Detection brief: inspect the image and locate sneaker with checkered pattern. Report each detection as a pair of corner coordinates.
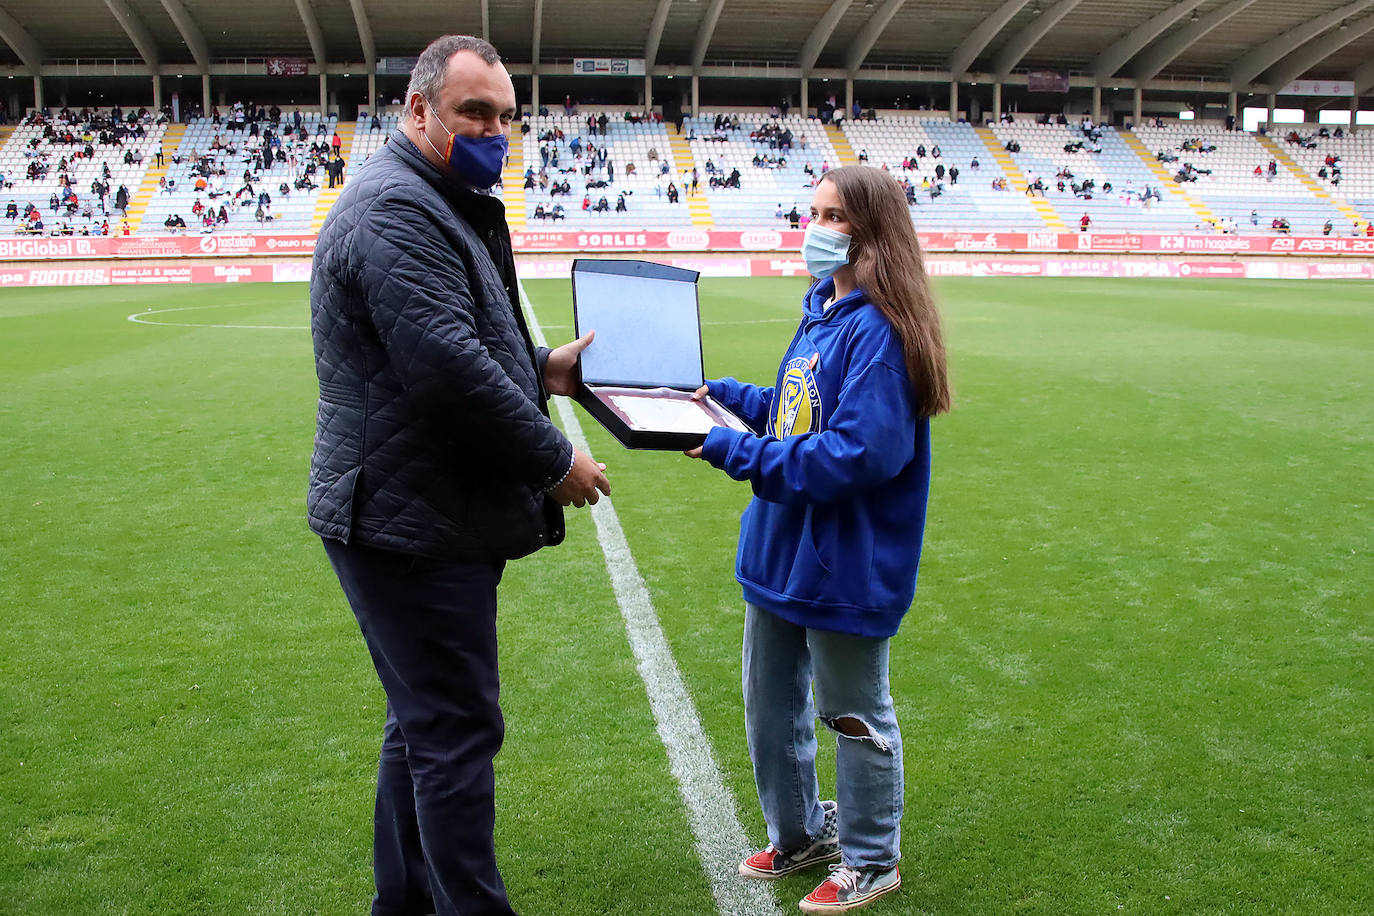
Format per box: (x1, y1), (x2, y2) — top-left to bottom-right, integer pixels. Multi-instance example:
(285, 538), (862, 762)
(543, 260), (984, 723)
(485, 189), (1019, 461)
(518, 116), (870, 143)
(738, 799), (840, 879)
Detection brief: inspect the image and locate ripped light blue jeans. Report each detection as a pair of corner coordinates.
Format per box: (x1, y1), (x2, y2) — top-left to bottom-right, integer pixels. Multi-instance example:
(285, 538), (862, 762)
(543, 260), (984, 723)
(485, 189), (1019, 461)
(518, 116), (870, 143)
(743, 603), (904, 870)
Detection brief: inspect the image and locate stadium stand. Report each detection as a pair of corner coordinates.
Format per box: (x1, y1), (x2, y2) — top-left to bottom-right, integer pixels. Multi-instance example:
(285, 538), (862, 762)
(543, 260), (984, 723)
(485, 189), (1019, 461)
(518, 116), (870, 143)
(518, 113), (697, 229)
(1267, 128), (1374, 231)
(1131, 122), (1350, 235)
(132, 111), (340, 234)
(678, 113), (837, 229)
(0, 110), (163, 235)
(988, 120), (1200, 231)
(841, 118), (1049, 230)
(4, 103), (1374, 240)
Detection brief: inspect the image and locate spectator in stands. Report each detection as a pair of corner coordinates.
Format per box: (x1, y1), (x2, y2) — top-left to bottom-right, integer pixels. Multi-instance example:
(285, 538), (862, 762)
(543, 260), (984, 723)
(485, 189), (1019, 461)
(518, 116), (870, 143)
(667, 182), (679, 204)
(4, 201), (14, 220)
(934, 164), (945, 181)
(164, 213), (186, 231)
(948, 167), (959, 185)
(328, 156), (346, 189)
(970, 157), (979, 171)
(788, 205), (800, 229)
(1079, 213), (1090, 232)
(615, 192), (627, 212)
(1323, 220), (1333, 236)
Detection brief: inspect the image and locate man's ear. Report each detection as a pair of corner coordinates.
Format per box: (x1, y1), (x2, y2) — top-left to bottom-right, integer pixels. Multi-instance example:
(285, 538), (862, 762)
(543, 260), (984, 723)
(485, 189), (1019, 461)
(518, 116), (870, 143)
(407, 92), (428, 131)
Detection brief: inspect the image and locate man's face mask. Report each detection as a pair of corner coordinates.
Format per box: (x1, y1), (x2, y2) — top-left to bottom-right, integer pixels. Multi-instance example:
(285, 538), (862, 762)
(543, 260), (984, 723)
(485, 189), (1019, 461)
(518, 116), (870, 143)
(422, 97), (509, 189)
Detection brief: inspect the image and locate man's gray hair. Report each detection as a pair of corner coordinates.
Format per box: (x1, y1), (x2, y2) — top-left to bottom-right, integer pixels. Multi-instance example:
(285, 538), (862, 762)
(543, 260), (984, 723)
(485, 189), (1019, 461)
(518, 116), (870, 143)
(406, 35), (502, 109)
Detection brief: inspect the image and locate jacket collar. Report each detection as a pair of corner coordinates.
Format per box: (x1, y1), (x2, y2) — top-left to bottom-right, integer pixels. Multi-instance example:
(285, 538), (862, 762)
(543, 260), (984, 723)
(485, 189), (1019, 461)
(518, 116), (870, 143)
(803, 275), (866, 322)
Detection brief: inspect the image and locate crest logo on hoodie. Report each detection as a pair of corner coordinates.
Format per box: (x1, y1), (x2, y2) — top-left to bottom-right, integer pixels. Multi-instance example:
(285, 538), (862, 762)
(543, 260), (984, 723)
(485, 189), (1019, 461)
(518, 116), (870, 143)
(772, 356), (822, 438)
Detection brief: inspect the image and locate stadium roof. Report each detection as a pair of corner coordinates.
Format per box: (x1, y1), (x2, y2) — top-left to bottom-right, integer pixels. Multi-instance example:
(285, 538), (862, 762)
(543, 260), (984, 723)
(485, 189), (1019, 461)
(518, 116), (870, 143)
(4, 0), (1373, 97)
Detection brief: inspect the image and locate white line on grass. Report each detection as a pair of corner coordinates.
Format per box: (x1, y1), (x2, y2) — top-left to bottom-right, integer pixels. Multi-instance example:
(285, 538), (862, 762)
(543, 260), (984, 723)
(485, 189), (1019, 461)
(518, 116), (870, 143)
(518, 280), (781, 916)
(127, 303), (306, 330)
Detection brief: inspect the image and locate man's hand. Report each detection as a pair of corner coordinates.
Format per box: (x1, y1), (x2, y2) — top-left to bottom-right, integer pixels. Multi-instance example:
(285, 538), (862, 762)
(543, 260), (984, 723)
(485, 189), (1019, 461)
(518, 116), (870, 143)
(544, 330), (595, 397)
(549, 447), (611, 508)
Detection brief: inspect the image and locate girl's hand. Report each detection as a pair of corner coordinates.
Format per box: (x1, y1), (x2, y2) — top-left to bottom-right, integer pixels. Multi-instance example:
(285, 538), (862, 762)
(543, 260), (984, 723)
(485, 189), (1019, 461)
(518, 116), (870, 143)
(689, 385), (709, 401)
(683, 446), (703, 459)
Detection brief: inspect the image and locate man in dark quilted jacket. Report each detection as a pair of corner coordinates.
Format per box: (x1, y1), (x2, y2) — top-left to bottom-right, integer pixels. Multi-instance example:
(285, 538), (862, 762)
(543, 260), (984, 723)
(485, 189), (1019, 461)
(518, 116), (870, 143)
(308, 34), (610, 916)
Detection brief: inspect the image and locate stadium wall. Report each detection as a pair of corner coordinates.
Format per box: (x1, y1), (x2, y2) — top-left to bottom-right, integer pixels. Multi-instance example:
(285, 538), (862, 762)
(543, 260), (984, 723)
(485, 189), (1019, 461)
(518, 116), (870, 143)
(0, 230), (1371, 288)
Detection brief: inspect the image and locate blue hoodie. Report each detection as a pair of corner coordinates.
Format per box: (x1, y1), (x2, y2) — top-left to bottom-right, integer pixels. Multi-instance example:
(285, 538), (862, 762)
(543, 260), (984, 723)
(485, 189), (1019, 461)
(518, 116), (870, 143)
(701, 277), (932, 638)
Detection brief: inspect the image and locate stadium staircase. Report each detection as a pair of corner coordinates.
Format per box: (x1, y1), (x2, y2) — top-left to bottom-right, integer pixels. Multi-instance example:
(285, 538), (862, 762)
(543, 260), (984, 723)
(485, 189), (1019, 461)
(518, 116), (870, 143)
(973, 126), (1066, 230)
(668, 130), (713, 227)
(825, 124), (858, 166)
(502, 129), (526, 230)
(1118, 129), (1219, 228)
(0, 126), (12, 146)
(310, 121), (357, 233)
(124, 123), (185, 232)
(1256, 134), (1363, 232)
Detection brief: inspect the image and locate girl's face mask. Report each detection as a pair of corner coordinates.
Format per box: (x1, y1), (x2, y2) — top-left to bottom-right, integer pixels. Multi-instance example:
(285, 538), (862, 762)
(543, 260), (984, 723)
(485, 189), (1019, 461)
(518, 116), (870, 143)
(801, 223), (852, 279)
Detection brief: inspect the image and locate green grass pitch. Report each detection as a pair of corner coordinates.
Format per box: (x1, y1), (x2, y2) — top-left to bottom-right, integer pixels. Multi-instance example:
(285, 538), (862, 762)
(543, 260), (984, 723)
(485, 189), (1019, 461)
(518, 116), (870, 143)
(2, 276), (1371, 915)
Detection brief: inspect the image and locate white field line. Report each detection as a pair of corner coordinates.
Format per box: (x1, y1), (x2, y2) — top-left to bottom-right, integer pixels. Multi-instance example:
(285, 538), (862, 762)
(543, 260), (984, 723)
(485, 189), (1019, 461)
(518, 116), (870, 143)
(127, 303), (307, 330)
(519, 281), (780, 916)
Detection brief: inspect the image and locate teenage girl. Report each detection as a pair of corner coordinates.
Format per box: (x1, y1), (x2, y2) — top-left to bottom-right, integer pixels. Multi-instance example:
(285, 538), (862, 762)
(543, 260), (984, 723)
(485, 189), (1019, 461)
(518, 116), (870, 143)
(687, 165), (951, 912)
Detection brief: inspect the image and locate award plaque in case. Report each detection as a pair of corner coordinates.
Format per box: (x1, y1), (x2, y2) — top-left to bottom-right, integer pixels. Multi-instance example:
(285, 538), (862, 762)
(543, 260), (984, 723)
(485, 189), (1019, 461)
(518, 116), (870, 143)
(571, 259), (750, 450)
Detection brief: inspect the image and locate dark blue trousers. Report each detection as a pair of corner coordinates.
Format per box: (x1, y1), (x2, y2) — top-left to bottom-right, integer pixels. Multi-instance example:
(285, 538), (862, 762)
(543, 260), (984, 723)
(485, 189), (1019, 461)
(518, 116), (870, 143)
(323, 538), (516, 916)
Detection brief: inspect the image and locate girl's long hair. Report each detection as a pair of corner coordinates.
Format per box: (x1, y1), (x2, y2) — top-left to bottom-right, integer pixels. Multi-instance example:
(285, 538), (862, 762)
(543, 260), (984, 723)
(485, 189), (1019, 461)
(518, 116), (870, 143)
(821, 166), (951, 418)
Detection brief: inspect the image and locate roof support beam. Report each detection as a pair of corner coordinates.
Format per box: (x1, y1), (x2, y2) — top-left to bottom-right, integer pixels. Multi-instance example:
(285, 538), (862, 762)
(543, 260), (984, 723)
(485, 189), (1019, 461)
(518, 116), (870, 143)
(1093, 0), (1206, 80)
(347, 0), (375, 68)
(1354, 58), (1374, 96)
(1132, 0), (1258, 83)
(102, 0), (160, 71)
(293, 0), (327, 70)
(1229, 0), (1374, 86)
(690, 0), (728, 71)
(0, 5), (43, 73)
(1263, 12), (1374, 93)
(532, 0), (544, 68)
(159, 0), (210, 73)
(799, 0), (850, 74)
(480, 0), (489, 41)
(992, 0), (1086, 78)
(644, 0), (673, 68)
(949, 0), (1028, 77)
(844, 0), (906, 74)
